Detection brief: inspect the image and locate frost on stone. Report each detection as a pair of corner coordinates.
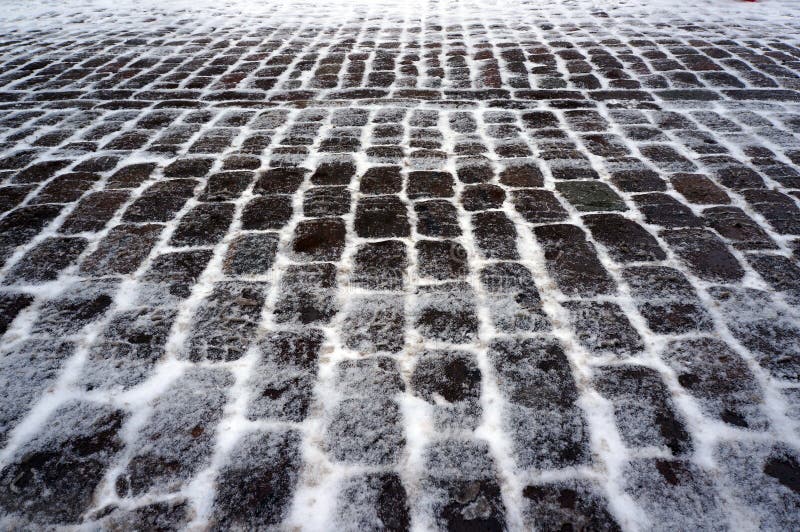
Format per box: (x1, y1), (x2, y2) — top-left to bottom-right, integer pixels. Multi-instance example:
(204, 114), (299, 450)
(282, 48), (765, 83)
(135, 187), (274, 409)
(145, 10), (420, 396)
(709, 286), (800, 382)
(342, 294), (405, 354)
(0, 401), (126, 526)
(0, 291), (33, 336)
(334, 473), (410, 532)
(622, 265), (712, 334)
(411, 349), (482, 430)
(661, 337), (767, 429)
(212, 429), (302, 529)
(325, 396), (404, 466)
(140, 249), (213, 303)
(715, 440), (800, 530)
(91, 499), (191, 531)
(82, 306), (178, 391)
(564, 301), (644, 357)
(0, 338), (74, 445)
(419, 439), (507, 531)
(594, 366), (692, 456)
(622, 458), (727, 531)
(115, 367), (233, 497)
(489, 337), (590, 469)
(522, 479), (621, 531)
(247, 329), (324, 422)
(414, 281), (479, 343)
(185, 281), (268, 362)
(335, 356), (405, 398)
(480, 262), (550, 333)
(326, 357), (405, 466)
(273, 263), (337, 325)
(31, 280), (117, 336)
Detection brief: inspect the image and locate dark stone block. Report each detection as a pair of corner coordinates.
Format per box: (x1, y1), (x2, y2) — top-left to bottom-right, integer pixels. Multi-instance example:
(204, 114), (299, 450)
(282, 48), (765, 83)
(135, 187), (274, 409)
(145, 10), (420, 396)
(0, 401), (125, 525)
(662, 228), (744, 281)
(116, 368), (232, 497)
(595, 366), (692, 455)
(355, 196), (410, 238)
(303, 186), (351, 216)
(489, 337), (590, 468)
(747, 254), (800, 303)
(534, 224), (615, 296)
(326, 397), (404, 465)
(411, 350), (481, 429)
(564, 301), (644, 357)
(186, 281), (267, 361)
(522, 480), (621, 531)
(223, 233), (279, 276)
(0, 204), (63, 261)
(291, 217), (346, 261)
(622, 459), (726, 529)
(200, 171), (253, 201)
(335, 357), (404, 399)
(422, 440), (507, 531)
(106, 163), (157, 189)
(274, 263), (337, 325)
(342, 294), (405, 354)
(715, 442), (800, 529)
(461, 184), (505, 211)
(623, 265), (712, 333)
(662, 337), (765, 428)
(4, 236), (87, 284)
(480, 262), (549, 332)
(13, 159), (70, 184)
(0, 292), (34, 335)
(241, 195), (293, 230)
(556, 181), (627, 212)
(82, 306), (177, 390)
(170, 202), (235, 246)
(0, 339), (74, 445)
(30, 172), (100, 204)
(499, 160), (544, 187)
(81, 224), (162, 275)
(352, 240), (407, 290)
(472, 211), (519, 260)
(415, 200), (461, 237)
(742, 189), (800, 235)
(633, 193), (702, 228)
(123, 179), (197, 222)
(310, 159), (356, 185)
(92, 500), (190, 531)
(640, 144), (697, 172)
(415, 281), (479, 343)
(335, 473), (411, 532)
(254, 167), (308, 194)
(583, 213), (665, 262)
(703, 206), (777, 250)
(416, 239), (468, 280)
(408, 171), (455, 199)
(60, 191), (129, 233)
(709, 286), (800, 381)
(671, 173), (730, 204)
(213, 430), (302, 528)
(164, 157), (213, 178)
(456, 157), (494, 184)
(360, 166), (402, 194)
(248, 329), (324, 422)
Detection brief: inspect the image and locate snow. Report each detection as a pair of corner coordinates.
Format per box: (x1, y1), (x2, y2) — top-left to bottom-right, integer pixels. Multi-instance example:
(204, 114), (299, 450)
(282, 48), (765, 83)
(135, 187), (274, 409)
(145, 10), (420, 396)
(0, 0), (799, 529)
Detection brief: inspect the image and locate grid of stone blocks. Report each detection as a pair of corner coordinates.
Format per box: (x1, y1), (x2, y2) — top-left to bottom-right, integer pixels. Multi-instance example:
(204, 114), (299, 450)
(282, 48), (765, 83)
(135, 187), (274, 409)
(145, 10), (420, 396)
(0, 0), (799, 529)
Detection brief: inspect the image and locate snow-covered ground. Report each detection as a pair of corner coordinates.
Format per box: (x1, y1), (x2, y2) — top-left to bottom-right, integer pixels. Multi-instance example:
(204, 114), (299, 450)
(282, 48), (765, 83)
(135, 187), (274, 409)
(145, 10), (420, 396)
(0, 0), (799, 529)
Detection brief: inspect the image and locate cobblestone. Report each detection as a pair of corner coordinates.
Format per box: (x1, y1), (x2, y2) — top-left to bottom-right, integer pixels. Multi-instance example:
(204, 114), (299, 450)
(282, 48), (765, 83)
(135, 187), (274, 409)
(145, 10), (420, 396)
(0, 0), (799, 528)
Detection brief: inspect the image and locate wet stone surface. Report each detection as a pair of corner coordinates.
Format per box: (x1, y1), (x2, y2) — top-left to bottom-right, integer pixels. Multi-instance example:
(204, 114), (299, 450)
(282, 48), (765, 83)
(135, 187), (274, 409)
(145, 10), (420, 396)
(1, 0), (800, 528)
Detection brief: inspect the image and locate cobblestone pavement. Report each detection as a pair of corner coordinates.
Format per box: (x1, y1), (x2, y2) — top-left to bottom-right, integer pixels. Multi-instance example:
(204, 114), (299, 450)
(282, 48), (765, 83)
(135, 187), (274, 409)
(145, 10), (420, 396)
(1, 0), (800, 529)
